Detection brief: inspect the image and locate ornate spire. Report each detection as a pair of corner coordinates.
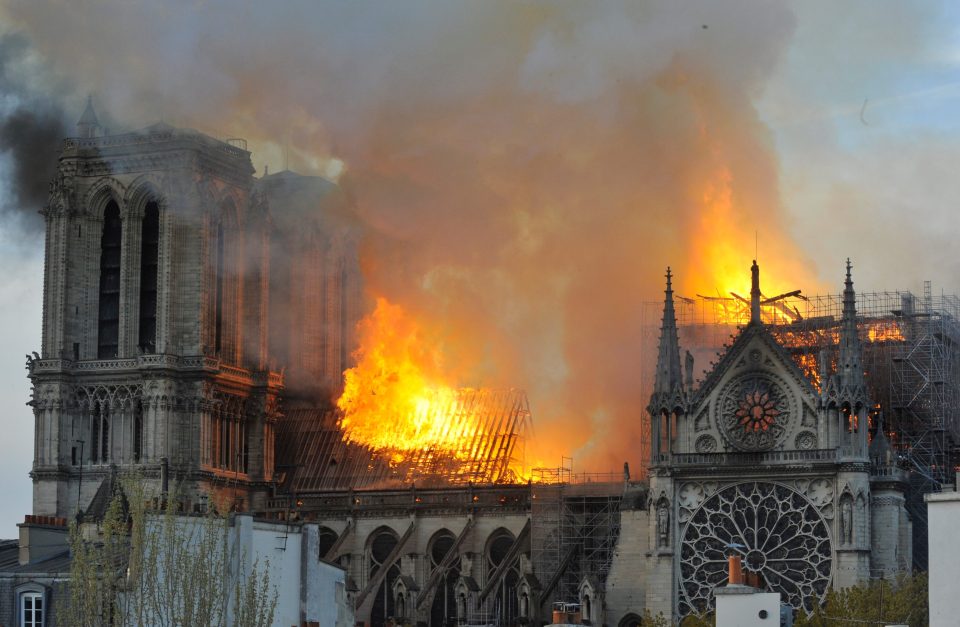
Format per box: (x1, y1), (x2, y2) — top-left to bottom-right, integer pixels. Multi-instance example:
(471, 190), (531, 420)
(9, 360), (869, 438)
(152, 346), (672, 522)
(649, 267), (685, 413)
(750, 260), (761, 323)
(77, 95), (100, 138)
(837, 259), (868, 406)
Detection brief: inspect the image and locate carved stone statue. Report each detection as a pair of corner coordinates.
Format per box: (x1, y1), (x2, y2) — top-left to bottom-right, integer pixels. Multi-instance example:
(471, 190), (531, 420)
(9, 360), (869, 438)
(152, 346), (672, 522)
(657, 500), (670, 547)
(840, 497), (853, 544)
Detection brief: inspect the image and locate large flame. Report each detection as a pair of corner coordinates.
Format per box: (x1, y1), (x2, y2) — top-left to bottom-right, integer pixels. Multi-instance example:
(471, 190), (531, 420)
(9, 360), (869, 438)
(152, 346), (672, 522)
(336, 298), (532, 483)
(337, 298), (463, 452)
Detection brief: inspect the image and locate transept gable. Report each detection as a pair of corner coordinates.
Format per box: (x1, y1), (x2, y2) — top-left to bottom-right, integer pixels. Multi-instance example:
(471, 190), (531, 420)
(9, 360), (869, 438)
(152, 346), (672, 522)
(691, 321), (817, 410)
(687, 321), (820, 452)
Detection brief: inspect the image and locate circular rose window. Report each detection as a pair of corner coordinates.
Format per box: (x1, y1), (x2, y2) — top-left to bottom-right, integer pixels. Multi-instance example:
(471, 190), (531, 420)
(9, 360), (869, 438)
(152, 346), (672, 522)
(679, 482), (832, 617)
(719, 373), (791, 451)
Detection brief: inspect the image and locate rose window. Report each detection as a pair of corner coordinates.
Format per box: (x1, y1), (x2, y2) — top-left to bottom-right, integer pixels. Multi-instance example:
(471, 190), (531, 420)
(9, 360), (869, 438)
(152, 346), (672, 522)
(719, 374), (791, 450)
(679, 482), (832, 617)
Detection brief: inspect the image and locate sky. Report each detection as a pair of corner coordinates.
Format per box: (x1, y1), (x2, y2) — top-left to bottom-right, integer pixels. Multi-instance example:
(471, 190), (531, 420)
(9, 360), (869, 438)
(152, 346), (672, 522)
(2, 1), (960, 537)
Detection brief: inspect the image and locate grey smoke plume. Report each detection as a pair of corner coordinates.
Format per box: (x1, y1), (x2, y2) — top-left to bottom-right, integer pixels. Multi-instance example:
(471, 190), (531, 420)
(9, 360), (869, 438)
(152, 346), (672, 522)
(1, 1), (828, 468)
(0, 31), (68, 235)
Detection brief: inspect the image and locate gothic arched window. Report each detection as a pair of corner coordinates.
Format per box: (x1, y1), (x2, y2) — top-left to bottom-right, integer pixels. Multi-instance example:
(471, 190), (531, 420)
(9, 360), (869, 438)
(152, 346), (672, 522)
(138, 200), (160, 353)
(97, 201), (122, 358)
(214, 221), (225, 355)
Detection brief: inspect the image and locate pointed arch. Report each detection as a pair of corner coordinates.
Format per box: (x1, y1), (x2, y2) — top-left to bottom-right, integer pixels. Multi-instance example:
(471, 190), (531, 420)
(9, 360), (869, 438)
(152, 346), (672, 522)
(83, 178), (126, 219)
(97, 199), (122, 358)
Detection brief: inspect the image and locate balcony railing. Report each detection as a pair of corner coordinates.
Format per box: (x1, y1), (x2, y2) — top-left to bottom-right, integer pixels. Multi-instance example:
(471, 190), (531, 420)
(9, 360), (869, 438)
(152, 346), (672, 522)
(668, 448), (841, 467)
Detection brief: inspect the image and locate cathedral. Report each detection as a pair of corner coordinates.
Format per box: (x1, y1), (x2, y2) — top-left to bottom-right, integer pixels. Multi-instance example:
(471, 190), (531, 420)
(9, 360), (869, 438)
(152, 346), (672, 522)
(13, 106), (913, 626)
(642, 261), (911, 619)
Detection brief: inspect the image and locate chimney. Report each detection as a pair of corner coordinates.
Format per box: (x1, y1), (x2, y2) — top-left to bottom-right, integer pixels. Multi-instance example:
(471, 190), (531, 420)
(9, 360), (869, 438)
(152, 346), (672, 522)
(728, 554), (744, 585)
(18, 515), (69, 566)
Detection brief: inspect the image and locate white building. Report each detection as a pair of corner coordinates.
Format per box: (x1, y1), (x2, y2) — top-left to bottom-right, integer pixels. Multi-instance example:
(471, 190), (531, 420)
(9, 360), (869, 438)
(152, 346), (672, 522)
(925, 482), (960, 627)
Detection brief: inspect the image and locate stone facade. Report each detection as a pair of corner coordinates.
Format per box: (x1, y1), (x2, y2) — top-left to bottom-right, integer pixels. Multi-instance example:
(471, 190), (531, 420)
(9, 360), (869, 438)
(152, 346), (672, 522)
(27, 116), (362, 520)
(643, 261), (912, 622)
(13, 112), (917, 627)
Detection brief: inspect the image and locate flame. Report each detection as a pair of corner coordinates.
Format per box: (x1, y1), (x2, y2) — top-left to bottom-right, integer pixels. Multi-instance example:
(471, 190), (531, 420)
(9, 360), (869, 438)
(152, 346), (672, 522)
(336, 298), (530, 483)
(682, 165), (822, 324)
(337, 298), (465, 451)
(867, 321), (904, 343)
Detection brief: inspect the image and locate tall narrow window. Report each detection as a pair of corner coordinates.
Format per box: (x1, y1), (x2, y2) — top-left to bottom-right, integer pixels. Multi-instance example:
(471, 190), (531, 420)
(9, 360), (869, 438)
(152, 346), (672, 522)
(214, 222), (225, 354)
(91, 406), (101, 463)
(97, 201), (122, 358)
(100, 409), (109, 463)
(138, 201), (159, 353)
(133, 403), (143, 462)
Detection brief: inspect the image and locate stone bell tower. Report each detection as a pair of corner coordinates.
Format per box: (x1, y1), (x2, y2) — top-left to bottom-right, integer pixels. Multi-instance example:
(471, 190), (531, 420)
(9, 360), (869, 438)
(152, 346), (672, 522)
(27, 104), (283, 518)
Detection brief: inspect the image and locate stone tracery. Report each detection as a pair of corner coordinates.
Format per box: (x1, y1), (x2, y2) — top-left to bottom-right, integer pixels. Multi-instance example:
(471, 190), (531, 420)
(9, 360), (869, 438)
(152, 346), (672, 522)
(679, 482), (832, 617)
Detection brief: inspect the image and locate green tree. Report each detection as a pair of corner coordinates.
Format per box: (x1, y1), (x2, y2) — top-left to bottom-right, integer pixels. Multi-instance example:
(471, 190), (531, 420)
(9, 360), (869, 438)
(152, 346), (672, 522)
(793, 573), (928, 627)
(57, 474), (278, 626)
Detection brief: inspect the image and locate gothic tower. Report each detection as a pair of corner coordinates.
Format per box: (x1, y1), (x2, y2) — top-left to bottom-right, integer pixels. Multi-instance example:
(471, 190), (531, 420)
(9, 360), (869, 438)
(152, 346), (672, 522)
(27, 107), (283, 518)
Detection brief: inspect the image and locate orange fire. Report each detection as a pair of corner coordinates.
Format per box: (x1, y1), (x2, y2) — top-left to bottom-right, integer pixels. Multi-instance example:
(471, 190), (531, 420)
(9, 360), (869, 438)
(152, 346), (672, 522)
(337, 298), (467, 452)
(867, 321), (905, 343)
(682, 165), (823, 323)
(336, 298), (531, 482)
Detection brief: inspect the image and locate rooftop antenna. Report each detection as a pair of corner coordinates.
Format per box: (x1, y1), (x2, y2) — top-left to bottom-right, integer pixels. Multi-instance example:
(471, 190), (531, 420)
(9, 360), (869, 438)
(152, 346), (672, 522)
(284, 136), (290, 172)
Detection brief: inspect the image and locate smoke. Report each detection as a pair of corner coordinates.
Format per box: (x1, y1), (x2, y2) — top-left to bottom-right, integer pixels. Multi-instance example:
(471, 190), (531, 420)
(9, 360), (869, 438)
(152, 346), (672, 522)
(0, 31), (68, 235)
(1, 1), (833, 469)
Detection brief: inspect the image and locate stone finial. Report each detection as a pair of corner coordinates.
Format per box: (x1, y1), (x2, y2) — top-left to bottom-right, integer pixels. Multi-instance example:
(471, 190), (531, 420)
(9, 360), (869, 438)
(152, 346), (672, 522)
(750, 260), (761, 323)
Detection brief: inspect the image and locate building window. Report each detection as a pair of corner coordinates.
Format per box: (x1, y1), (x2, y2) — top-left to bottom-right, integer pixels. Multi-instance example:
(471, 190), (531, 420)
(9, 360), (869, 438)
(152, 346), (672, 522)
(97, 200), (122, 359)
(205, 401), (249, 474)
(134, 402), (143, 462)
(91, 404), (110, 464)
(214, 222), (225, 355)
(20, 591), (44, 627)
(138, 200), (160, 353)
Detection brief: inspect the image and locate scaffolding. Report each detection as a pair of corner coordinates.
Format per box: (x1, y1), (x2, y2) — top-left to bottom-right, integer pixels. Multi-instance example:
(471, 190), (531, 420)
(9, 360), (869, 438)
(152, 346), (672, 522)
(640, 284), (960, 569)
(529, 459), (622, 605)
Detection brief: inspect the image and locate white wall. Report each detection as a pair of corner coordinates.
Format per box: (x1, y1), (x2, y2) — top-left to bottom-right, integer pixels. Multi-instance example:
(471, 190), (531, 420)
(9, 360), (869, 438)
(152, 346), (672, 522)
(715, 587), (780, 627)
(926, 490), (960, 627)
(232, 515), (305, 627)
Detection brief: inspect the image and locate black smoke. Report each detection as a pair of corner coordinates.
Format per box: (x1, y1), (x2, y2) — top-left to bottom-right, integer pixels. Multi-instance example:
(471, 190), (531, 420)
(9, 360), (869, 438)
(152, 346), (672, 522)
(0, 31), (69, 235)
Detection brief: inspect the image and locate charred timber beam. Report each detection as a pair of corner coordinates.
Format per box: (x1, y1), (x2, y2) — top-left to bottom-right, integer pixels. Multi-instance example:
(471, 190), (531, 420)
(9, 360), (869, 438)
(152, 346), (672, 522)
(415, 517), (475, 610)
(478, 518), (531, 602)
(355, 519), (417, 610)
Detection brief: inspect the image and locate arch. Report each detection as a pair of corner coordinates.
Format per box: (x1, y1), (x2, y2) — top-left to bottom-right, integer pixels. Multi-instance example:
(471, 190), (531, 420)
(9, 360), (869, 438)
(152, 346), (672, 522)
(618, 613), (643, 627)
(83, 178), (126, 219)
(485, 527), (515, 568)
(212, 196), (243, 360)
(138, 197), (161, 352)
(428, 528), (456, 568)
(318, 526), (339, 560)
(368, 525), (401, 627)
(427, 528), (460, 627)
(123, 175), (166, 218)
(217, 194), (243, 229)
(368, 527), (399, 570)
(97, 199), (122, 358)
